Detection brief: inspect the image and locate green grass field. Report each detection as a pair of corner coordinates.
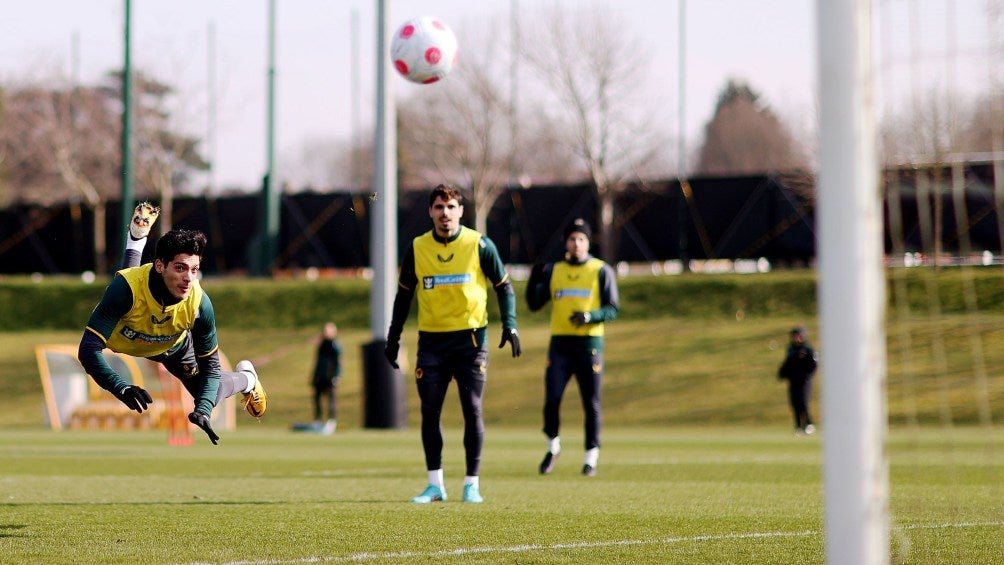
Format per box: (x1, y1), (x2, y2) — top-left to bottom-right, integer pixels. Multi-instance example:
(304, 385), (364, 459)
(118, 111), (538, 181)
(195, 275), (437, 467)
(1, 271), (1002, 563)
(1, 427), (1000, 564)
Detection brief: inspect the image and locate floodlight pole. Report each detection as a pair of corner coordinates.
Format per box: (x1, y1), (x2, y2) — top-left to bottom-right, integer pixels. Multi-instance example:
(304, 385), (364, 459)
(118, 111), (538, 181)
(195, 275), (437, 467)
(816, 1), (889, 564)
(251, 0), (279, 276)
(676, 0), (689, 271)
(362, 0), (406, 429)
(119, 0), (134, 265)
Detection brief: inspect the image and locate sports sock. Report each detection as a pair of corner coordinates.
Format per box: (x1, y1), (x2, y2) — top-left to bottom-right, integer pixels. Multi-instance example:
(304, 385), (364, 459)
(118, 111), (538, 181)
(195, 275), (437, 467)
(464, 475), (479, 488)
(428, 469), (444, 490)
(215, 372), (239, 403)
(240, 369), (256, 393)
(125, 235), (147, 249)
(547, 436), (561, 454)
(584, 447), (599, 467)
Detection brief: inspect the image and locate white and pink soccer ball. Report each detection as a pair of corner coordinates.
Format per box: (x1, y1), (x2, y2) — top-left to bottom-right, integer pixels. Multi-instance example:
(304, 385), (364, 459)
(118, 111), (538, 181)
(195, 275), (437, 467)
(390, 16), (458, 84)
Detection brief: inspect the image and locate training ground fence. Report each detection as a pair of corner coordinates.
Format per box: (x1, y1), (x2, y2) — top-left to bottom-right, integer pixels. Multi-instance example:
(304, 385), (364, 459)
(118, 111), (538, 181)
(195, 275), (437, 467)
(0, 165), (999, 276)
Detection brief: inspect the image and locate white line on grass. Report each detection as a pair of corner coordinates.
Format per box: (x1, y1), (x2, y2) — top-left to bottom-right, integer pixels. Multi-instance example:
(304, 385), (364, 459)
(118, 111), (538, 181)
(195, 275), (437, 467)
(187, 521), (1002, 565)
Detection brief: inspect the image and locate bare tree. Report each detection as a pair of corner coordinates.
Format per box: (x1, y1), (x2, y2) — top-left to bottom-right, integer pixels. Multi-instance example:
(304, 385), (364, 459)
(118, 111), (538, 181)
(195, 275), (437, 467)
(695, 79), (808, 176)
(397, 21), (514, 235)
(957, 91), (1004, 155)
(0, 83), (120, 272)
(0, 71), (210, 270)
(520, 3), (667, 262)
(103, 70), (209, 233)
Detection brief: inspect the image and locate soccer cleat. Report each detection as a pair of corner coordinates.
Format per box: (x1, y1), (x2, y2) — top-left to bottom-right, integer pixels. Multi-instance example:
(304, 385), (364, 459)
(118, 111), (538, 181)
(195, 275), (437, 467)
(236, 360), (267, 417)
(581, 464), (597, 477)
(129, 202), (160, 240)
(539, 451), (559, 475)
(411, 484), (446, 504)
(463, 484), (483, 503)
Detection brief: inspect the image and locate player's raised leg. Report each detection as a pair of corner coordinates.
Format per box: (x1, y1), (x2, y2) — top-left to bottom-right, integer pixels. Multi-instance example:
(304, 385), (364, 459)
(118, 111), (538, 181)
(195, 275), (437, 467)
(121, 202), (160, 269)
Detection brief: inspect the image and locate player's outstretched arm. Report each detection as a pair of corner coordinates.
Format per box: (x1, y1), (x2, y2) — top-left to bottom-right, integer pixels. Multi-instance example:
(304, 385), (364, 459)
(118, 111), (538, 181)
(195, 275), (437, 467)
(188, 412), (220, 445)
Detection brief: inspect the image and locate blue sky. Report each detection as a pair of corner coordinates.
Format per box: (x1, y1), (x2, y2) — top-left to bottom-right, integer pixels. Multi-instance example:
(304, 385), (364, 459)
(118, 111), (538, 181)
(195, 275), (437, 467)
(0, 1), (994, 190)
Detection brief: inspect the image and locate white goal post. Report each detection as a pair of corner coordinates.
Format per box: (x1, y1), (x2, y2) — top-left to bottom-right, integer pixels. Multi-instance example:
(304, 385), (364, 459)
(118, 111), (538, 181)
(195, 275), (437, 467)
(816, 1), (890, 564)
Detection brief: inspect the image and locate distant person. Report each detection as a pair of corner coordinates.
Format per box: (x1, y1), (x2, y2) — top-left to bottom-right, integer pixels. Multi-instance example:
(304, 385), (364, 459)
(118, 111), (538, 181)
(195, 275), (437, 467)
(77, 204), (267, 445)
(311, 321), (342, 434)
(777, 325), (817, 435)
(384, 184), (521, 503)
(525, 218), (620, 477)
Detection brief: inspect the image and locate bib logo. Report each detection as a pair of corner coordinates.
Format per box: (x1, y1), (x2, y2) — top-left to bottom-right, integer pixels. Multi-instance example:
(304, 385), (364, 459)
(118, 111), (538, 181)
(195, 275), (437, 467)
(423, 274), (471, 289)
(120, 327), (138, 340)
(151, 314), (171, 325)
(555, 288), (591, 299)
(436, 253), (454, 263)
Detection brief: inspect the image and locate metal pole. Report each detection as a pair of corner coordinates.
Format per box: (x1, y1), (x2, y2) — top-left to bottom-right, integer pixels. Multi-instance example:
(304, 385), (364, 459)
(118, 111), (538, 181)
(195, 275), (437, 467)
(677, 0), (689, 270)
(207, 21), (217, 195)
(816, 1), (889, 563)
(119, 0), (134, 259)
(362, 0), (405, 429)
(263, 0), (279, 274)
(350, 8), (362, 191)
(371, 0), (397, 339)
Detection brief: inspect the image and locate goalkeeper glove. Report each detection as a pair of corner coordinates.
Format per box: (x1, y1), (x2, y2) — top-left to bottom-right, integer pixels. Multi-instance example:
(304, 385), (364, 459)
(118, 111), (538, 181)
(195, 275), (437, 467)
(569, 311), (592, 326)
(384, 339), (400, 369)
(499, 327), (522, 358)
(114, 385), (153, 413)
(188, 412), (220, 445)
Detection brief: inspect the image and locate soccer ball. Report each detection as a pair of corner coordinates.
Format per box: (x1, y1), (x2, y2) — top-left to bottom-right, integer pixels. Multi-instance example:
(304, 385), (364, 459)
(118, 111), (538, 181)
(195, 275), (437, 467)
(390, 16), (458, 84)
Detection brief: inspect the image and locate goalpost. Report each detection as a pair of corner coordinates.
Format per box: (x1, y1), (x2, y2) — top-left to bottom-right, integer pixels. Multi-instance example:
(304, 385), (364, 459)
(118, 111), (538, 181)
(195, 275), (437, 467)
(816, 1), (889, 564)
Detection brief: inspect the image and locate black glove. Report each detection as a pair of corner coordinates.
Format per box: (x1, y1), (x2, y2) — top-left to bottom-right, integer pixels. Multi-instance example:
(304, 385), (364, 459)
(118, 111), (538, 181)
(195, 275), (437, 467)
(499, 327), (522, 358)
(188, 412), (220, 445)
(114, 385), (153, 413)
(384, 339), (400, 369)
(569, 311), (592, 326)
(529, 262), (545, 281)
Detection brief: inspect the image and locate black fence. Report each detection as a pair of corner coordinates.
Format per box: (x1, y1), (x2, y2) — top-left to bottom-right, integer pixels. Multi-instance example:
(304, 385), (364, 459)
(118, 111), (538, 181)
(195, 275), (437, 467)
(0, 167), (996, 275)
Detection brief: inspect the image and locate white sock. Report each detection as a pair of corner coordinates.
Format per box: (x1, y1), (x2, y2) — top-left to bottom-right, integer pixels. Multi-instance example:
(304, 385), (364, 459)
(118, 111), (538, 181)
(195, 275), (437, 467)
(428, 469), (444, 490)
(241, 370), (256, 394)
(584, 447), (599, 467)
(547, 436), (561, 454)
(125, 235), (146, 250)
(464, 475), (479, 488)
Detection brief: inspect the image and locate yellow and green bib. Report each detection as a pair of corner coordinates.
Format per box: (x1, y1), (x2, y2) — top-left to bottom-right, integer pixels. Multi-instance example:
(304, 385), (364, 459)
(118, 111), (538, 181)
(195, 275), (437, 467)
(413, 229), (489, 332)
(105, 264), (203, 357)
(550, 259), (604, 337)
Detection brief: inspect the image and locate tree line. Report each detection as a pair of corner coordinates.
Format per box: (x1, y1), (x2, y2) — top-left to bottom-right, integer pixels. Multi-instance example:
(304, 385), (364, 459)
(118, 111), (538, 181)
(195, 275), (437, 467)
(1, 4), (999, 268)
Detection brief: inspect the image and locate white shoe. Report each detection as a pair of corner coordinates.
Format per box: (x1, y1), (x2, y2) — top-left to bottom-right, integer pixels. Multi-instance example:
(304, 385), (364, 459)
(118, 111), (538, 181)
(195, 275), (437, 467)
(321, 419), (336, 435)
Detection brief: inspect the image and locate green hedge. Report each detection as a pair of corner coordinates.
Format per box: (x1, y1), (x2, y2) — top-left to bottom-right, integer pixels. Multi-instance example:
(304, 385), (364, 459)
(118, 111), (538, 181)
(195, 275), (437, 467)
(4, 267), (1003, 331)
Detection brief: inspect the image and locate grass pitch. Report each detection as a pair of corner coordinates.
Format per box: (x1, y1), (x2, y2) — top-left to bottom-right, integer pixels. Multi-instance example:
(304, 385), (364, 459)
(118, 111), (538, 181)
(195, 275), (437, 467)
(1, 426), (1000, 564)
(2, 271), (1002, 563)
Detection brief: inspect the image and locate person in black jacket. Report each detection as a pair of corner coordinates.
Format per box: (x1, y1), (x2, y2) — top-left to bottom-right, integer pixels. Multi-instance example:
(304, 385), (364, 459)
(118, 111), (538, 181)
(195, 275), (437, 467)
(311, 322), (342, 434)
(778, 325), (818, 435)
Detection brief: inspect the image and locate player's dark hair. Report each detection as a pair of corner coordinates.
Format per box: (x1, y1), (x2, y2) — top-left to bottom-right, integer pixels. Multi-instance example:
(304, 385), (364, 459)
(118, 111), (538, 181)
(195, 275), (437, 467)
(429, 184), (464, 207)
(155, 229), (208, 263)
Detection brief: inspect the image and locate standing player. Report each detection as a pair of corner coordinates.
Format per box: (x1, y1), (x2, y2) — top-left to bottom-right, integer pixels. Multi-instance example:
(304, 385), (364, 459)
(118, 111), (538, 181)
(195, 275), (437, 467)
(526, 218), (620, 476)
(77, 203), (267, 445)
(311, 321), (342, 434)
(384, 184), (522, 503)
(777, 325), (818, 435)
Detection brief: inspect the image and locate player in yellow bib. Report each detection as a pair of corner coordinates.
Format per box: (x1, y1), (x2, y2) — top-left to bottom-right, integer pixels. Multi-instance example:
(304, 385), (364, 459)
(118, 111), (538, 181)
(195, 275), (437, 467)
(385, 185), (522, 504)
(526, 218), (620, 476)
(77, 205), (267, 445)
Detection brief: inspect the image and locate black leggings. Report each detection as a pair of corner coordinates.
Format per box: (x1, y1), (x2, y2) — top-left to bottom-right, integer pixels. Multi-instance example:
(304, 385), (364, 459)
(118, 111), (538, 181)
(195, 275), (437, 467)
(415, 348), (488, 476)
